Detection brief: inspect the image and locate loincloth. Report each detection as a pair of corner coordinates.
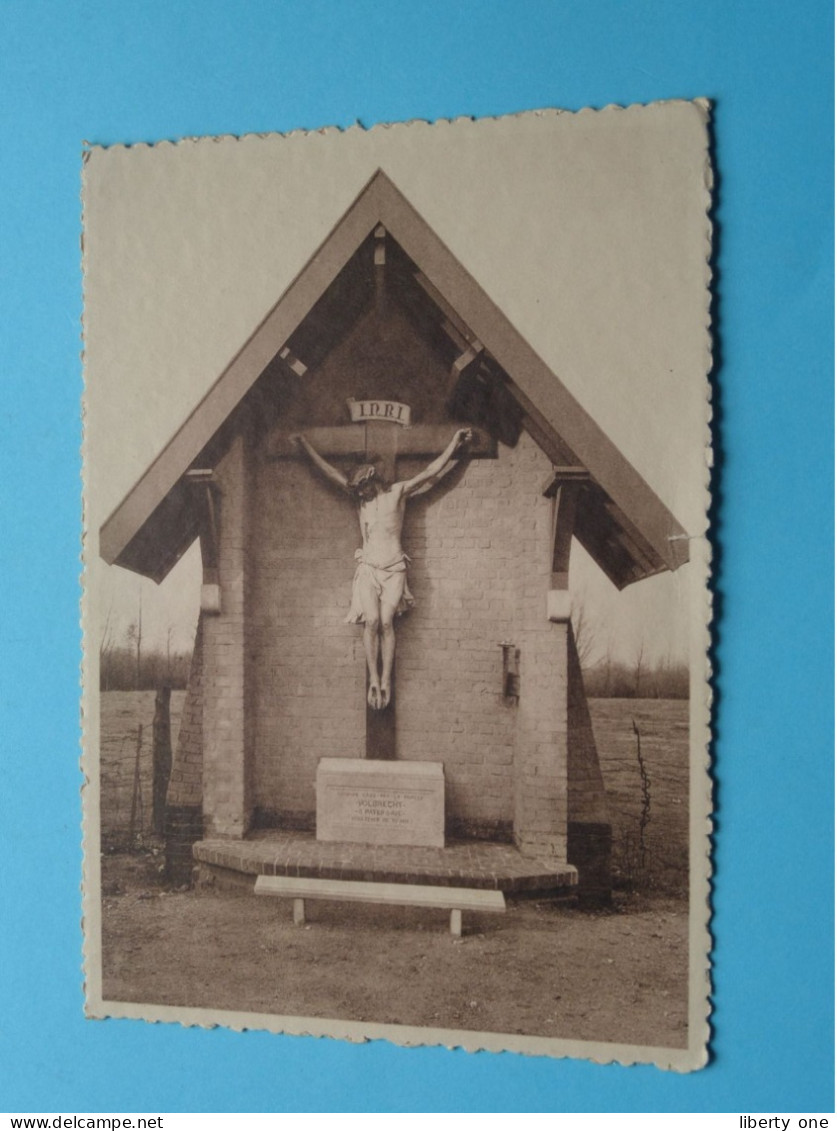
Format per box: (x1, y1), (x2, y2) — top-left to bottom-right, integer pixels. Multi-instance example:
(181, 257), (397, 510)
(345, 551), (415, 624)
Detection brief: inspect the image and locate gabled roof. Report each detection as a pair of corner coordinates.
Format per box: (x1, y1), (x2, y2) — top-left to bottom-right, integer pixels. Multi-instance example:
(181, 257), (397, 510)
(100, 169), (689, 589)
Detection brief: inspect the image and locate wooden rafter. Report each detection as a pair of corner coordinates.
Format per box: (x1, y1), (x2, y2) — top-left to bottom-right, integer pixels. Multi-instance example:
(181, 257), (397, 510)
(543, 467), (590, 590)
(278, 345), (308, 379)
(184, 469), (222, 611)
(374, 224), (387, 314)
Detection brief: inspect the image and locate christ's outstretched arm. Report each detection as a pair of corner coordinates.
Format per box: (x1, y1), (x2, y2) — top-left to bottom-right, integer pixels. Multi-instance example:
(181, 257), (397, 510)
(399, 428), (472, 497)
(291, 433), (349, 492)
(292, 425), (473, 713)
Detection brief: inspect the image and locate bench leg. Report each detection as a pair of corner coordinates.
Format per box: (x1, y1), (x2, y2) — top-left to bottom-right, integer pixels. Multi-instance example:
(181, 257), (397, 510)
(450, 909), (462, 937)
(293, 898), (305, 926)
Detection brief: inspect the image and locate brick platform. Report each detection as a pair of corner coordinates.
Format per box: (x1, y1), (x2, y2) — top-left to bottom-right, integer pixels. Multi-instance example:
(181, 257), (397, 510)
(193, 830), (577, 893)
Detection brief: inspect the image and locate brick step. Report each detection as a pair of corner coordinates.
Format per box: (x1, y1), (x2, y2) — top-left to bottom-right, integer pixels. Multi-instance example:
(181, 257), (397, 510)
(194, 832), (578, 893)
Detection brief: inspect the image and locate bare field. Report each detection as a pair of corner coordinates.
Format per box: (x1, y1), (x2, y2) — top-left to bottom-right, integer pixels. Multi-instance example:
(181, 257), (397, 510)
(589, 698), (690, 895)
(99, 690), (186, 845)
(99, 691), (689, 893)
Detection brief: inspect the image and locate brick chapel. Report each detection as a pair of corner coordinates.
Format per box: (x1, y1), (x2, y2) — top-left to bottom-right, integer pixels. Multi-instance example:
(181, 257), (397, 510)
(100, 171), (688, 900)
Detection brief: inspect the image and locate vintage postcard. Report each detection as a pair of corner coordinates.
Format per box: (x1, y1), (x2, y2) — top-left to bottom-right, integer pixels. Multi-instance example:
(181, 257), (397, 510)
(82, 104), (713, 1070)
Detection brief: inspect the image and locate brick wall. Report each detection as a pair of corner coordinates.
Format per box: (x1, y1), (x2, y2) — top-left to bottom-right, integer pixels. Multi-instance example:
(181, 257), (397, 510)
(165, 614), (204, 809)
(397, 431), (564, 851)
(176, 289), (611, 874)
(249, 455), (366, 823)
(246, 428), (570, 860)
(512, 621), (569, 863)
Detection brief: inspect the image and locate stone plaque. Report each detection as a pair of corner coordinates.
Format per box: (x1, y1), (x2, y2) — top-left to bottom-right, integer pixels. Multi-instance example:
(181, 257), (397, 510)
(316, 758), (445, 847)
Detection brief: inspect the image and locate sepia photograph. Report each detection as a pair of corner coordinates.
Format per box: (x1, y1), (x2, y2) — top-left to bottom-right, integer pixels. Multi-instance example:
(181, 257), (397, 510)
(82, 104), (713, 1070)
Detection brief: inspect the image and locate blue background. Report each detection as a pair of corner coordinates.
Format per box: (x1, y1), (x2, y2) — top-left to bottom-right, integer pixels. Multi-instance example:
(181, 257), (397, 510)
(0, 0), (833, 1114)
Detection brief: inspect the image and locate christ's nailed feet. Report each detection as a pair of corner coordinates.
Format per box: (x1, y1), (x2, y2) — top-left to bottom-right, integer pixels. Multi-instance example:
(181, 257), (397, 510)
(368, 682), (381, 710)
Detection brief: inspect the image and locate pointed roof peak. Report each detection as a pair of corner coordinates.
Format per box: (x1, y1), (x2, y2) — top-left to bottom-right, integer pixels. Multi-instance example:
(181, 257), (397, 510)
(100, 170), (688, 588)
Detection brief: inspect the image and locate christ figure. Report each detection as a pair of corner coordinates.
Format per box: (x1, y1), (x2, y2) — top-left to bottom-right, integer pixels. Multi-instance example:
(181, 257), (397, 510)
(292, 427), (472, 710)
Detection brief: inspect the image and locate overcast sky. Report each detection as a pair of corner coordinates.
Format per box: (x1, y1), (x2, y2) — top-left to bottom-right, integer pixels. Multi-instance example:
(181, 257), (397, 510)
(98, 534), (692, 668)
(86, 107), (708, 674)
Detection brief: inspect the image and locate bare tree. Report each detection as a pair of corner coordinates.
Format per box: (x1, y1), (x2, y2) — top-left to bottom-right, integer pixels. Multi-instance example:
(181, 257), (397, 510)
(598, 627), (617, 697)
(165, 625), (174, 682)
(632, 638), (646, 698)
(135, 590), (143, 689)
(570, 598), (598, 670)
(125, 593), (143, 690)
(100, 602), (116, 692)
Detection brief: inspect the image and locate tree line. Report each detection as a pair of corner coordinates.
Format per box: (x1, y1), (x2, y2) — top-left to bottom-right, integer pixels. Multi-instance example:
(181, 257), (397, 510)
(100, 645), (192, 690)
(99, 638), (688, 698)
(581, 657), (689, 699)
(100, 613), (192, 691)
(572, 603), (689, 699)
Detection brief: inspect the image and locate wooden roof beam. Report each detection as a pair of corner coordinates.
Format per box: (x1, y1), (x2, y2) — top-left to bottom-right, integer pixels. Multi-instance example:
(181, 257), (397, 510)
(379, 175), (690, 572)
(413, 270), (479, 347)
(542, 466), (590, 498)
(444, 340), (484, 400)
(100, 170), (690, 588)
(374, 224), (387, 315)
(278, 345), (308, 379)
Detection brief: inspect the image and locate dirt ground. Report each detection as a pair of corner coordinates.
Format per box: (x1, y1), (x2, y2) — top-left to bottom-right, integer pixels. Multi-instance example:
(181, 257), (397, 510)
(100, 850), (689, 1050)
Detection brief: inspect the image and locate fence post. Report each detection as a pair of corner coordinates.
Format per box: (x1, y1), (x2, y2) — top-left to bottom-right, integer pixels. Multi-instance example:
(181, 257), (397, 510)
(128, 723), (143, 845)
(152, 686), (172, 837)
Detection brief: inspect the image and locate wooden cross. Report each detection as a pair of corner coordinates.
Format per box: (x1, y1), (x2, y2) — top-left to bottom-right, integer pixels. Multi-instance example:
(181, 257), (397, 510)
(266, 418), (495, 760)
(267, 420), (495, 481)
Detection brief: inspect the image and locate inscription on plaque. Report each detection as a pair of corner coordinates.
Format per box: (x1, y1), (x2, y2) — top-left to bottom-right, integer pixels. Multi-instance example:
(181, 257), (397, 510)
(316, 758), (444, 847)
(346, 397), (411, 426)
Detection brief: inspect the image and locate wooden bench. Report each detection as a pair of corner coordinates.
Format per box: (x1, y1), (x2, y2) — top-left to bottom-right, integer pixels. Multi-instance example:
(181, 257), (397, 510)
(254, 875), (506, 937)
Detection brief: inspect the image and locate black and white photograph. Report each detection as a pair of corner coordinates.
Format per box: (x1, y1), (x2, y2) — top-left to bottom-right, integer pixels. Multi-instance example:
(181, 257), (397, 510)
(82, 104), (712, 1069)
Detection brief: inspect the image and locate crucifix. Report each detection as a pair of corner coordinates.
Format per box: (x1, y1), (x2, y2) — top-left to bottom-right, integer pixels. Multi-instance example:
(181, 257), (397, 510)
(266, 411), (495, 759)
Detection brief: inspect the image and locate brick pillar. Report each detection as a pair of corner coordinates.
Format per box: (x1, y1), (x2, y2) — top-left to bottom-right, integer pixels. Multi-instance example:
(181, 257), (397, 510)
(202, 433), (253, 838)
(566, 625), (612, 904)
(164, 615), (204, 885)
(511, 578), (611, 900)
(513, 615), (569, 862)
(520, 587), (611, 895)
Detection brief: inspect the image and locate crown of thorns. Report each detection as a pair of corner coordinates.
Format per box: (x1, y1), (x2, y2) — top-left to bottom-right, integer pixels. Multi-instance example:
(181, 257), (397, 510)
(348, 464), (378, 491)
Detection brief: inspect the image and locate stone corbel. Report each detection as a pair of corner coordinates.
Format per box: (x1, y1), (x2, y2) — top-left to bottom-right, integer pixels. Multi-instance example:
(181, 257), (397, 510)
(185, 469), (222, 614)
(542, 466), (589, 622)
